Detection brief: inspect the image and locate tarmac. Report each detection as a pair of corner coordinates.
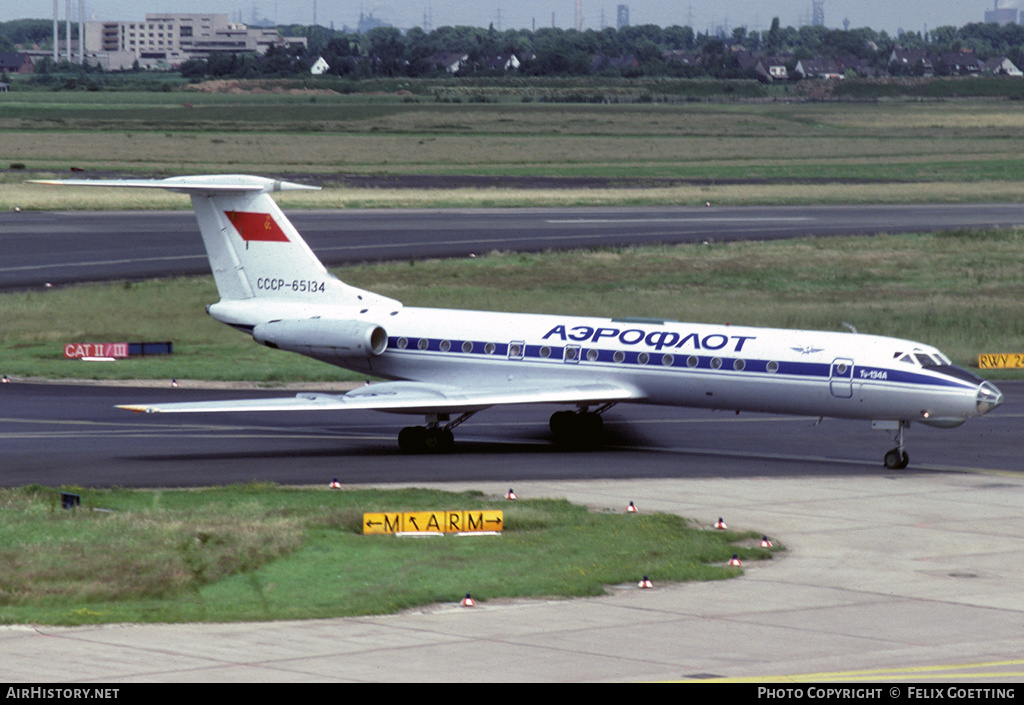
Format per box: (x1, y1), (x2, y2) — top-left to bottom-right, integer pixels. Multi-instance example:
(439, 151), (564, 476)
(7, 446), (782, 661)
(4, 473), (1024, 683)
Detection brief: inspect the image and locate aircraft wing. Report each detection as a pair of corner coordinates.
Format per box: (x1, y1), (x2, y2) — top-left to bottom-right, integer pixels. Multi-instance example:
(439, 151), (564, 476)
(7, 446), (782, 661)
(117, 380), (643, 415)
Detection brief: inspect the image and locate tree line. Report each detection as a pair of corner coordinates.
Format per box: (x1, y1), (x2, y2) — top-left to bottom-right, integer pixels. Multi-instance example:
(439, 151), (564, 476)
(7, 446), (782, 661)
(7, 17), (1024, 80)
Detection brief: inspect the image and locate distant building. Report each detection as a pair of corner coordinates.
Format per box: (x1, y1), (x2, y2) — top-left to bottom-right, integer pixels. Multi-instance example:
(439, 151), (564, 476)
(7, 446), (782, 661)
(616, 5), (629, 29)
(309, 56), (330, 75)
(984, 0), (1018, 26)
(985, 56), (1023, 76)
(0, 53), (34, 74)
(83, 13), (305, 70)
(812, 0), (825, 27)
(430, 53), (469, 74)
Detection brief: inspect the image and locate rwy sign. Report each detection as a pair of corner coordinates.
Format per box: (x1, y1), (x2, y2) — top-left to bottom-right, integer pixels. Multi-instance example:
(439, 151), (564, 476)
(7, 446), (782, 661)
(978, 353), (1024, 369)
(363, 510), (503, 535)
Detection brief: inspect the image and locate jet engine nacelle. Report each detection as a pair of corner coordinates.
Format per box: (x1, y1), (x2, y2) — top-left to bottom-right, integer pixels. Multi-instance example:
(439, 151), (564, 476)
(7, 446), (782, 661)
(253, 318), (387, 357)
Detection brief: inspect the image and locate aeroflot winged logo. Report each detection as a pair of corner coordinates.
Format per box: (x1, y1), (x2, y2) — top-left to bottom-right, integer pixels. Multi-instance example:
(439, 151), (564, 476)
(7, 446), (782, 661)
(225, 211), (290, 242)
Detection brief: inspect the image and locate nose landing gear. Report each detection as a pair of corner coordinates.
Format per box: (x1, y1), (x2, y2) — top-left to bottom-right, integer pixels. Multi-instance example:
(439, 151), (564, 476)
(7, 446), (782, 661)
(882, 421), (910, 469)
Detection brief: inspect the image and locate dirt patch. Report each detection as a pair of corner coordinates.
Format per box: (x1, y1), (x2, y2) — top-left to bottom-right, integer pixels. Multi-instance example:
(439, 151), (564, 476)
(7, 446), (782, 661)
(183, 79), (337, 95)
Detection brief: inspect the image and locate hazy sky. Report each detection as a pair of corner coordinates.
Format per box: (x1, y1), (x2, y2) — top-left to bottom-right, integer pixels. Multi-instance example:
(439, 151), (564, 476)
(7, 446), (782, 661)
(4, 0), (1010, 36)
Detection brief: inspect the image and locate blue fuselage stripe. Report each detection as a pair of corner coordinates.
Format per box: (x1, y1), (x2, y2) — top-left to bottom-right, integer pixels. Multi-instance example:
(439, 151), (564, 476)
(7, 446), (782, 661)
(386, 337), (975, 391)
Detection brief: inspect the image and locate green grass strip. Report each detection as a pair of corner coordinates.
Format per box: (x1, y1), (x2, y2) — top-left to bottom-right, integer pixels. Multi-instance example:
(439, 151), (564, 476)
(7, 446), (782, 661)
(0, 484), (776, 625)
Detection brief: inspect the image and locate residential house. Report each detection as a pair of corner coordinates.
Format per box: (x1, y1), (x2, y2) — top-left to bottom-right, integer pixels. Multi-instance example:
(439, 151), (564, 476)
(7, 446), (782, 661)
(753, 56), (789, 82)
(937, 51), (983, 75)
(794, 57), (844, 80)
(486, 54), (521, 71)
(835, 57), (878, 78)
(0, 53), (34, 74)
(431, 52), (469, 74)
(308, 56), (330, 75)
(985, 56), (1023, 76)
(889, 47), (935, 75)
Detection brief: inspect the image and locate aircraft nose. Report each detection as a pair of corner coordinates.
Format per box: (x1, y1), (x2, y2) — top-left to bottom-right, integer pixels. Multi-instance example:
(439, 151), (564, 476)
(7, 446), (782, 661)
(977, 381), (1003, 416)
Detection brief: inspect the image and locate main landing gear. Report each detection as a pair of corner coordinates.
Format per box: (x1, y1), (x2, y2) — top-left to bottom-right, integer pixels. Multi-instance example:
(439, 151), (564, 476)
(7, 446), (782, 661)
(883, 421), (910, 470)
(549, 404), (616, 448)
(397, 412), (477, 454)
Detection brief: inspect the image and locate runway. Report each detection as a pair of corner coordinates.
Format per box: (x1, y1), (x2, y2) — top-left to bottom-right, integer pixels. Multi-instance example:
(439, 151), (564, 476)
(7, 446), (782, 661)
(6, 202), (1024, 290)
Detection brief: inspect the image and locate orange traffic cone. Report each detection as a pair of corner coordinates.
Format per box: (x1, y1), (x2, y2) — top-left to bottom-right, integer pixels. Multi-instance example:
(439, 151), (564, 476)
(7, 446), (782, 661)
(760, 535), (772, 548)
(728, 554), (743, 566)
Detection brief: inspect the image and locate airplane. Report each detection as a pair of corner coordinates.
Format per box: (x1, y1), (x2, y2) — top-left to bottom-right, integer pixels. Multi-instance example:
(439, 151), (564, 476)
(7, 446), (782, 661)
(35, 174), (1004, 468)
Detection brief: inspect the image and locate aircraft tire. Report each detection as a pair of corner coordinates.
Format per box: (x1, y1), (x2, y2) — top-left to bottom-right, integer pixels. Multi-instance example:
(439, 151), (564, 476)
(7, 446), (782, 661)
(884, 448), (909, 469)
(424, 427), (455, 453)
(398, 425), (454, 453)
(398, 426), (427, 453)
(550, 411), (603, 448)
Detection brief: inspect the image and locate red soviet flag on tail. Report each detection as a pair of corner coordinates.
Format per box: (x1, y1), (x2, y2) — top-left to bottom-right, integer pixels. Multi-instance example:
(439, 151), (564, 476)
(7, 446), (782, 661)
(225, 211), (290, 242)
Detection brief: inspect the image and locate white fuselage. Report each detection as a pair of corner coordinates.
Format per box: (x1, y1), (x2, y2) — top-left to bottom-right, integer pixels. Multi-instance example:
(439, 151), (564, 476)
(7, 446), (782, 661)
(210, 299), (996, 427)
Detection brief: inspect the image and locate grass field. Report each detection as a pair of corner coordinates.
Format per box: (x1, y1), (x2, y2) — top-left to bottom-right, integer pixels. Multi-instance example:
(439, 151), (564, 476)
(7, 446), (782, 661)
(0, 484), (774, 625)
(1, 230), (1021, 382)
(5, 92), (1024, 207)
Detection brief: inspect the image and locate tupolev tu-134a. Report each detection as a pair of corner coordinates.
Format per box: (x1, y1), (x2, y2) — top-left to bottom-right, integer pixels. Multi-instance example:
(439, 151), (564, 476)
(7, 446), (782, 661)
(35, 175), (1003, 468)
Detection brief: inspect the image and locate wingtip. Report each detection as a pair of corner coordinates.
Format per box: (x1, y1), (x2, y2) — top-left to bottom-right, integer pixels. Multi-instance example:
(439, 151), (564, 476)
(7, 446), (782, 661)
(116, 404), (158, 414)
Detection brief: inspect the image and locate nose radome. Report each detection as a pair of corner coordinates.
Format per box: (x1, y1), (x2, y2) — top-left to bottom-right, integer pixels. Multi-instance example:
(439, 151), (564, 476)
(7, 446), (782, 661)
(977, 382), (1003, 416)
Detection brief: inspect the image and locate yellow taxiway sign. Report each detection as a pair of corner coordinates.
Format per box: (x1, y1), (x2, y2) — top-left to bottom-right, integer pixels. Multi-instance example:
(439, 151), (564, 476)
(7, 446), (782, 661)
(363, 510), (503, 535)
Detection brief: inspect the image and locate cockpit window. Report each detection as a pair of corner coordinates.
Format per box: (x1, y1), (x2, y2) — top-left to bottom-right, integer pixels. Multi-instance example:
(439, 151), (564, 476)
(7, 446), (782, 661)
(896, 350), (953, 367)
(895, 348), (982, 383)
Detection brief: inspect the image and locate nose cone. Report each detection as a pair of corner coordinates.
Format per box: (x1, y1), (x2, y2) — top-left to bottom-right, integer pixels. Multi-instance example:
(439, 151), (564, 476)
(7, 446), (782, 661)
(977, 381), (1003, 416)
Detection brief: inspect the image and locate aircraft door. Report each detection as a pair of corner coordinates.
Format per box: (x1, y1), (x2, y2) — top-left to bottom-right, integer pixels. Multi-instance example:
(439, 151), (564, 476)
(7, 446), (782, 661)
(830, 358), (854, 398)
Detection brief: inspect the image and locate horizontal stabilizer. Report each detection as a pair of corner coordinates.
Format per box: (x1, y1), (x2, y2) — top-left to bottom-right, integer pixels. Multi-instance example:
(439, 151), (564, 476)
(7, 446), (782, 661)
(30, 174), (320, 195)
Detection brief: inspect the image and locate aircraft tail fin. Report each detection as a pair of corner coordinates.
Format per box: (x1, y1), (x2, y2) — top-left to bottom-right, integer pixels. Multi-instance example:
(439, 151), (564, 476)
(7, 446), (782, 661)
(32, 175), (398, 309)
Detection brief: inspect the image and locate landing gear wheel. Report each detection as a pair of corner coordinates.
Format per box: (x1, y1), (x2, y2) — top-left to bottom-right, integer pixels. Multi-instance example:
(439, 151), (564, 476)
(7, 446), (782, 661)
(424, 427), (454, 453)
(884, 448), (909, 470)
(398, 425), (454, 453)
(550, 410), (603, 448)
(398, 426), (427, 453)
